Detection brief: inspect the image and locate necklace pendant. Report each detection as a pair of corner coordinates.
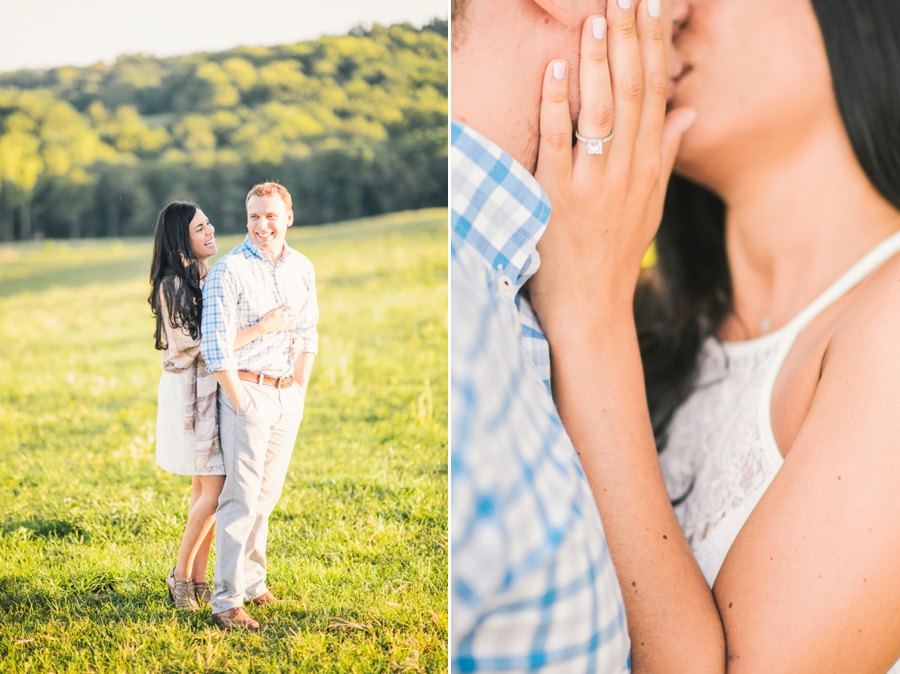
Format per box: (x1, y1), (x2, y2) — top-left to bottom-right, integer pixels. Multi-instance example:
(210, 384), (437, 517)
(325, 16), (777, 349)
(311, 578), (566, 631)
(759, 317), (772, 333)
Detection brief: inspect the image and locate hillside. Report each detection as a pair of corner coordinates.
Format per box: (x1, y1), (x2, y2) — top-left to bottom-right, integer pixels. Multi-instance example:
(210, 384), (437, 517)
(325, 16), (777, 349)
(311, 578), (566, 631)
(0, 20), (447, 240)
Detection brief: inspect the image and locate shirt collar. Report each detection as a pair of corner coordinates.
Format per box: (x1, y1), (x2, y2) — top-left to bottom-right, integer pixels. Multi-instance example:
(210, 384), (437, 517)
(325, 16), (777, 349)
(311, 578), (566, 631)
(450, 119), (551, 291)
(239, 234), (292, 266)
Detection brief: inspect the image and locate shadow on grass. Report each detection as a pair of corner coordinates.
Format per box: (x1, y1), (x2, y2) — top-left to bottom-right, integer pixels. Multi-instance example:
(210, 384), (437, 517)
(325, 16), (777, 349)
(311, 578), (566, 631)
(0, 574), (336, 634)
(0, 256), (149, 298)
(1, 517), (90, 541)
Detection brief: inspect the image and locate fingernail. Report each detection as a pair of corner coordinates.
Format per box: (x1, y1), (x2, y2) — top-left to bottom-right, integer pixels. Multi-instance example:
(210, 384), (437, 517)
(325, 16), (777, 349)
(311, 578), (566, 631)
(553, 61), (566, 80)
(648, 0), (660, 17)
(618, 0), (632, 9)
(592, 17), (607, 40)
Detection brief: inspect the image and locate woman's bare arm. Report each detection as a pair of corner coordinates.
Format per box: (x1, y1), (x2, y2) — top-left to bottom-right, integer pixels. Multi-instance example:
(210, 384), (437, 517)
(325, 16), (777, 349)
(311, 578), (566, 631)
(528, 3), (722, 671)
(232, 304), (293, 351)
(549, 311), (726, 673)
(713, 260), (900, 673)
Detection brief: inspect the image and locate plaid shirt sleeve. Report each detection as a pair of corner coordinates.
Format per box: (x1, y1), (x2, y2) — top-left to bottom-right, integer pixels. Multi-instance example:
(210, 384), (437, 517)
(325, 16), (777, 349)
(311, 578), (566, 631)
(451, 238), (631, 673)
(451, 121), (554, 392)
(292, 258), (319, 355)
(200, 261), (239, 372)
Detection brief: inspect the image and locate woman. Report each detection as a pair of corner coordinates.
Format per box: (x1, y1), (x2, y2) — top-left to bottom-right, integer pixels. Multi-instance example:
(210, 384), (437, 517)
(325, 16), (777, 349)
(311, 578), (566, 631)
(527, 0), (900, 671)
(149, 202), (294, 611)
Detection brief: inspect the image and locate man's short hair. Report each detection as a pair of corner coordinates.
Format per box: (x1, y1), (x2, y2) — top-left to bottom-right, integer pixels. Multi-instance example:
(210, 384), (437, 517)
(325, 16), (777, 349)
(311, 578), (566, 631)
(246, 182), (293, 211)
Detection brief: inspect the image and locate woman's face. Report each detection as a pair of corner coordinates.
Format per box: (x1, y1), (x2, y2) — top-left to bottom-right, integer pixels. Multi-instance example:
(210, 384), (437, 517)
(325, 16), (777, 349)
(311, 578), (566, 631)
(188, 208), (217, 263)
(670, 0), (840, 195)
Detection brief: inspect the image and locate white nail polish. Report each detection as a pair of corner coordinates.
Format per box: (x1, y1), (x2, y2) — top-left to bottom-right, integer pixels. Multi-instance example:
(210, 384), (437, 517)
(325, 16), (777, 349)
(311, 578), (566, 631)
(648, 0), (661, 17)
(592, 17), (607, 40)
(618, 0), (632, 9)
(553, 61), (566, 80)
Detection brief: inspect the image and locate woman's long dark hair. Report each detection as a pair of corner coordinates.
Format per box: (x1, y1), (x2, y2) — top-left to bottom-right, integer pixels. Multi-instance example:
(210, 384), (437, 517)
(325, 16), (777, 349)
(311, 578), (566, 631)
(638, 0), (900, 451)
(148, 201), (203, 351)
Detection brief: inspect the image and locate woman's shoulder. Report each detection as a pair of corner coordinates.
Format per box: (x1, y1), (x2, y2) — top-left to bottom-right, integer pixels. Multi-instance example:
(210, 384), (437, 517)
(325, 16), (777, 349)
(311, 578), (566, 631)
(839, 249), (900, 333)
(825, 249), (900, 378)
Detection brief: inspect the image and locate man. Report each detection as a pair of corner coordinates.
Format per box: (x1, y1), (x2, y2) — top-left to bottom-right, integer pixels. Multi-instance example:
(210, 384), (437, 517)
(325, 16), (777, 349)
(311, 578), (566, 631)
(200, 182), (318, 630)
(451, 0), (690, 670)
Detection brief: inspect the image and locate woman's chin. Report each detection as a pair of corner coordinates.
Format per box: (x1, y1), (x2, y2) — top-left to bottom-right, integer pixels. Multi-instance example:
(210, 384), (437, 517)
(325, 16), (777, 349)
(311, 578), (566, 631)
(671, 130), (704, 180)
(672, 146), (725, 196)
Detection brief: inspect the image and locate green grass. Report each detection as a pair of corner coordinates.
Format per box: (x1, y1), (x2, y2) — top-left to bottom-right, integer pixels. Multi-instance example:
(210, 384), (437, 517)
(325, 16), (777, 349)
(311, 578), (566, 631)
(0, 209), (448, 673)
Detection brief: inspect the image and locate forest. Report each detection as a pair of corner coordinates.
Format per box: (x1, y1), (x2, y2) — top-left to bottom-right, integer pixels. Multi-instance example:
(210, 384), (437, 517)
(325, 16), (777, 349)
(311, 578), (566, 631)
(0, 20), (447, 240)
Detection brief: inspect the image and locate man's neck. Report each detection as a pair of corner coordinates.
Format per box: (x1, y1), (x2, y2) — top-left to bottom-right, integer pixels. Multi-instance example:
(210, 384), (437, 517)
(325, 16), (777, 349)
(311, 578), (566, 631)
(452, 114), (539, 175)
(450, 5), (552, 174)
(248, 236), (287, 264)
(450, 0), (589, 174)
(266, 246), (286, 264)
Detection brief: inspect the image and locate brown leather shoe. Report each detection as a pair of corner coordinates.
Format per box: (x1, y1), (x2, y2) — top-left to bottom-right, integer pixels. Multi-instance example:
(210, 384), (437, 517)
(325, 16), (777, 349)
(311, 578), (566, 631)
(212, 606), (260, 631)
(246, 591), (278, 606)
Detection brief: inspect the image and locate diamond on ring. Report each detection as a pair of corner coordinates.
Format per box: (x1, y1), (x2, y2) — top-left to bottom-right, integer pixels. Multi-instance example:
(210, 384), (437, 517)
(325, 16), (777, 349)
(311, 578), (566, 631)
(575, 129), (614, 155)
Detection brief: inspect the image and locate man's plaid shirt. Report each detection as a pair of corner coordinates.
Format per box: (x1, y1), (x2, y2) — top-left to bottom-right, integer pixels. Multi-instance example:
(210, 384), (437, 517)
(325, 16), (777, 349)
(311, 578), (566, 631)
(200, 235), (318, 376)
(451, 120), (630, 673)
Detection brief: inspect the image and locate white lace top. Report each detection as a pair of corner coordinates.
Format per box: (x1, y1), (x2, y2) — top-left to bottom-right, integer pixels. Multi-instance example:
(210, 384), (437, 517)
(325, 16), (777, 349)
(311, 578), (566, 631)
(659, 232), (900, 672)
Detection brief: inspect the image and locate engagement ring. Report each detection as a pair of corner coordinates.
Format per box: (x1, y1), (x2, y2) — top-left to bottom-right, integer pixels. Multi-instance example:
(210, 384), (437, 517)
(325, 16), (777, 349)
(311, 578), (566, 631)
(574, 129), (614, 155)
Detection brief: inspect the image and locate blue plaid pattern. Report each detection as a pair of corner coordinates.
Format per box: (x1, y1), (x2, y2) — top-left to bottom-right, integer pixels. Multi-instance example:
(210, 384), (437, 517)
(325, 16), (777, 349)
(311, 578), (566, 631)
(451, 120), (552, 389)
(200, 235), (318, 375)
(451, 125), (630, 673)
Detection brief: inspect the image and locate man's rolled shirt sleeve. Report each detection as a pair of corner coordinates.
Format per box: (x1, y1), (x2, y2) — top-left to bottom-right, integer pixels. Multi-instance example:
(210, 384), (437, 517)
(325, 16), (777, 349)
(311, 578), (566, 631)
(200, 264), (239, 372)
(294, 265), (319, 355)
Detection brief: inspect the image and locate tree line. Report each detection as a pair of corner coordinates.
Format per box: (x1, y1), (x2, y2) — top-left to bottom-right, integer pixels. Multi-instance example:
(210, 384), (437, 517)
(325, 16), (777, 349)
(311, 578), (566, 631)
(0, 20), (447, 241)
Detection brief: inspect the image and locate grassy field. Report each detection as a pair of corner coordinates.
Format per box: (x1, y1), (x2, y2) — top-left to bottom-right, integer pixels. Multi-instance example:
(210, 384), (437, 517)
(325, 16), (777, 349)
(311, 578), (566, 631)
(0, 209), (448, 673)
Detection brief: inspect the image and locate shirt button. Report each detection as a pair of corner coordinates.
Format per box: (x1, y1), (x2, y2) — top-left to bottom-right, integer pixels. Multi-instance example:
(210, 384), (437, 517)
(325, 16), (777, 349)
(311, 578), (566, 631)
(498, 275), (515, 296)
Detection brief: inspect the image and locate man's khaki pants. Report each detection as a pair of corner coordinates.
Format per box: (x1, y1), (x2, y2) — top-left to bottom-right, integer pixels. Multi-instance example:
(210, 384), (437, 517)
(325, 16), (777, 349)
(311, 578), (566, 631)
(211, 380), (304, 614)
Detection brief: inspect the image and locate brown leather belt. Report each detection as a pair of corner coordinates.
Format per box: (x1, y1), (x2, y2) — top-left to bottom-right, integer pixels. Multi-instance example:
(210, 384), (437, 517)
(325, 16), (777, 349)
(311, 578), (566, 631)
(238, 370), (294, 389)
